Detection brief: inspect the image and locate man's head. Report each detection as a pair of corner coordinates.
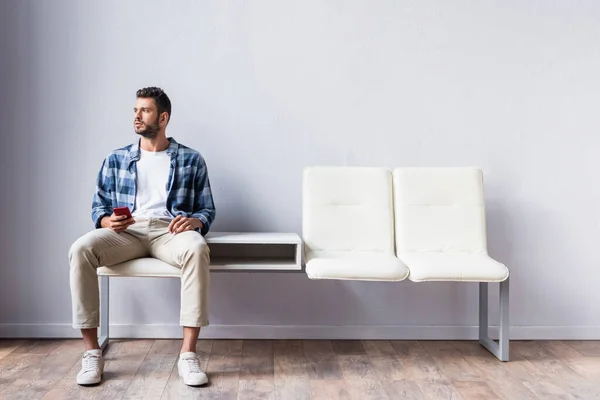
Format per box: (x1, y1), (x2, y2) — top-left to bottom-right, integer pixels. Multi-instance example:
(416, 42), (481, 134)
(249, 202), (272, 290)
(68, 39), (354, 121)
(134, 87), (172, 139)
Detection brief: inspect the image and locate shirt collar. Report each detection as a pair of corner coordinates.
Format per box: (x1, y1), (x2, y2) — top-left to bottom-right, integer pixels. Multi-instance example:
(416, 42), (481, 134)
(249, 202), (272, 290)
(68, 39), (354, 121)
(129, 137), (179, 161)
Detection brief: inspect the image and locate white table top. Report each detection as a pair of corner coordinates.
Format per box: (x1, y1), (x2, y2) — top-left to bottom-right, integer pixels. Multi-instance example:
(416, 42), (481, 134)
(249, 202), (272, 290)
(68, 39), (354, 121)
(205, 232), (302, 244)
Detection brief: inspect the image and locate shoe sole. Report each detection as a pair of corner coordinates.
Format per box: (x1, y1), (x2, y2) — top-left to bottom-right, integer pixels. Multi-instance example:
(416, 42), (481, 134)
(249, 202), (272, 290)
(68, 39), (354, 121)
(77, 373), (103, 386)
(178, 371), (208, 386)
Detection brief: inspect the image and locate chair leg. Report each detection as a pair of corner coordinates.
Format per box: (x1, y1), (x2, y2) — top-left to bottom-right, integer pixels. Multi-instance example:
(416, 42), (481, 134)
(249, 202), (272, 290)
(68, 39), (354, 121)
(479, 277), (510, 361)
(98, 276), (109, 352)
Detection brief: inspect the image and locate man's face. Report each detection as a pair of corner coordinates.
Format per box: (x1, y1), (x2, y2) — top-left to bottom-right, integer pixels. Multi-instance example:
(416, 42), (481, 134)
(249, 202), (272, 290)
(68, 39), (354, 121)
(133, 97), (162, 139)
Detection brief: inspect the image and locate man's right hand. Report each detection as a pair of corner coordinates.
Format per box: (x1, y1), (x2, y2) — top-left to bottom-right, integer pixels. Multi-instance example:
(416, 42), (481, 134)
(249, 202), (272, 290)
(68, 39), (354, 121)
(101, 213), (135, 232)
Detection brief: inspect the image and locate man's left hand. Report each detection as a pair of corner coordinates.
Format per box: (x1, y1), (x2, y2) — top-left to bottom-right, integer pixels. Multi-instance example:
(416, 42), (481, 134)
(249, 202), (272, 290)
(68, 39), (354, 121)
(169, 216), (203, 234)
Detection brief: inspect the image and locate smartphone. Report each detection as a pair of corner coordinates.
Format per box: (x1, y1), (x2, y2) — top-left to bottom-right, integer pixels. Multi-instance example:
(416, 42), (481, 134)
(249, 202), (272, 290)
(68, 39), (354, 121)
(113, 206), (133, 219)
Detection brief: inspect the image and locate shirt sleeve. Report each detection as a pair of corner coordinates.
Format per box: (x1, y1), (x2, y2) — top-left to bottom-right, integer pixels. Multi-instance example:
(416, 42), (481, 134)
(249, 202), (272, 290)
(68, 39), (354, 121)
(91, 157), (114, 228)
(191, 161), (216, 235)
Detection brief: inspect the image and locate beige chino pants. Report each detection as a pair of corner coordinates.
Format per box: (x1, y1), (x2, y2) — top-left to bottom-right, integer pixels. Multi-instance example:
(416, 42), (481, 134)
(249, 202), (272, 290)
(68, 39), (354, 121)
(69, 218), (210, 328)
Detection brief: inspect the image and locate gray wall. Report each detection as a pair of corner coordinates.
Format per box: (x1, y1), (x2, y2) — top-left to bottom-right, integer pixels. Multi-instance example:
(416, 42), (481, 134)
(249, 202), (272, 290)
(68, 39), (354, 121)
(1, 0), (599, 339)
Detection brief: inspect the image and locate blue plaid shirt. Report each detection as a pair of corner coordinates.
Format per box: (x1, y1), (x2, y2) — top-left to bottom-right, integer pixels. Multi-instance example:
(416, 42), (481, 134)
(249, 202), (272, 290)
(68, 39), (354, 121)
(92, 137), (216, 235)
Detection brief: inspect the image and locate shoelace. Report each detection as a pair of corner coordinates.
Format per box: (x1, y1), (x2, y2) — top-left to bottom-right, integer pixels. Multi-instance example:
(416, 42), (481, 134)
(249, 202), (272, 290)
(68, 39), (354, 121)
(82, 353), (100, 373)
(184, 357), (201, 373)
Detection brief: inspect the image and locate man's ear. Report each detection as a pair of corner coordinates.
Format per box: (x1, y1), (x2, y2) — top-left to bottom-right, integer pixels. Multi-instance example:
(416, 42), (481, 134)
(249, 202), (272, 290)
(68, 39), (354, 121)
(160, 112), (170, 126)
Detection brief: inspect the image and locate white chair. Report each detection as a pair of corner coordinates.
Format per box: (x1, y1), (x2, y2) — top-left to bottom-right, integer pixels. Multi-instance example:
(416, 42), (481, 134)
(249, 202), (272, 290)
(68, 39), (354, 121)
(97, 258), (181, 350)
(303, 166), (409, 281)
(393, 167), (510, 361)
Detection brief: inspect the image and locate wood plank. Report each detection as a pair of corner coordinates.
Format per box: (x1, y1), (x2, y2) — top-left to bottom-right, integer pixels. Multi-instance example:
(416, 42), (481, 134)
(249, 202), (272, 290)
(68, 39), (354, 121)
(337, 355), (389, 400)
(506, 342), (584, 399)
(363, 340), (407, 381)
(274, 379), (313, 400)
(123, 340), (181, 400)
(420, 341), (481, 381)
(104, 340), (126, 360)
(273, 341), (312, 400)
(146, 339), (182, 356)
(11, 339), (63, 355)
(390, 341), (448, 384)
(200, 340), (243, 399)
(567, 341), (600, 356)
(0, 379), (57, 400)
(273, 340), (312, 380)
(454, 341), (538, 400)
(381, 380), (427, 400)
(103, 340), (154, 381)
(310, 380), (351, 400)
(0, 353), (47, 382)
(238, 379), (275, 400)
(0, 339), (27, 360)
(43, 339), (124, 400)
(303, 340), (343, 380)
(14, 339), (82, 397)
(539, 341), (600, 382)
(239, 340), (274, 380)
(41, 359), (96, 400)
(513, 341), (599, 398)
(453, 381), (502, 399)
(41, 340), (125, 400)
(416, 382), (464, 400)
(331, 340), (366, 356)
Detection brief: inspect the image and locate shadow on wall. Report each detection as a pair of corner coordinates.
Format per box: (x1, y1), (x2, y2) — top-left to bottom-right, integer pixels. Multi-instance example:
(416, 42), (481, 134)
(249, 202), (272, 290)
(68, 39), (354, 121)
(208, 272), (367, 326)
(486, 197), (577, 335)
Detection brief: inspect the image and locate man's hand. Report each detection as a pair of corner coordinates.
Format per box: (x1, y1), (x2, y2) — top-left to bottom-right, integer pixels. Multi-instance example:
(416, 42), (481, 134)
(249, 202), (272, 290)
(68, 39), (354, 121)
(169, 216), (203, 234)
(101, 213), (135, 233)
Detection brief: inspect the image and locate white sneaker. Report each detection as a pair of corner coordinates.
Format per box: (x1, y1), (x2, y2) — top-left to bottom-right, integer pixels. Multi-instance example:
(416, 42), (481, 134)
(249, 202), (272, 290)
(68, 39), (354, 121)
(76, 349), (104, 385)
(178, 352), (208, 386)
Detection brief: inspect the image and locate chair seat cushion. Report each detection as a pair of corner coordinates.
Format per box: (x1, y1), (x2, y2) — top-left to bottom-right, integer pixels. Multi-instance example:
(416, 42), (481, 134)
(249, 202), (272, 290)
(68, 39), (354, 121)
(399, 252), (509, 282)
(97, 258), (181, 278)
(305, 252), (409, 281)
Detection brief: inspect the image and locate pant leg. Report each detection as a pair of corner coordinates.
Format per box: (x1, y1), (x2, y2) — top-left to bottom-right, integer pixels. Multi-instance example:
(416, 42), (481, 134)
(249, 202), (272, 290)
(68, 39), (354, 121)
(148, 219), (210, 327)
(68, 222), (149, 328)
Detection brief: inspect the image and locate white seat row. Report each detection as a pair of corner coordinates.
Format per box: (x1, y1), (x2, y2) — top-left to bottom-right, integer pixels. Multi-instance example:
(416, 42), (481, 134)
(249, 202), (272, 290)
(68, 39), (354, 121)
(302, 166), (510, 361)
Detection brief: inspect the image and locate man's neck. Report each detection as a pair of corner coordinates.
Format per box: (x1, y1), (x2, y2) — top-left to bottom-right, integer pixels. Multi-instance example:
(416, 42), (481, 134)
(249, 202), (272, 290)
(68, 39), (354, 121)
(139, 133), (169, 152)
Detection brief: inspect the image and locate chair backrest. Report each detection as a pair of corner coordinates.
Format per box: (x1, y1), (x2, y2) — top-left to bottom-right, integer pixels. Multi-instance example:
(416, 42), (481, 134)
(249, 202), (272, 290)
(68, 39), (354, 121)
(393, 167), (488, 254)
(302, 166), (395, 257)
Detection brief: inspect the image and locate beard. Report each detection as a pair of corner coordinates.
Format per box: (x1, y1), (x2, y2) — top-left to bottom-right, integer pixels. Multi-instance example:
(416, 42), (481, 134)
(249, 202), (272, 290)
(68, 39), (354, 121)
(135, 118), (160, 139)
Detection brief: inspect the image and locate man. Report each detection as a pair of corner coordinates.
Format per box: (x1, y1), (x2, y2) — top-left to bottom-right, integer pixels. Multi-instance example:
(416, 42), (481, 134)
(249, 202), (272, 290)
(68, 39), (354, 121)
(69, 87), (215, 386)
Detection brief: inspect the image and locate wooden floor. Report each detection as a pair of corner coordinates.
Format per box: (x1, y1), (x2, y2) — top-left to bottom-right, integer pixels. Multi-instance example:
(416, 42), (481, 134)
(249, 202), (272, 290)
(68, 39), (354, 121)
(0, 339), (599, 399)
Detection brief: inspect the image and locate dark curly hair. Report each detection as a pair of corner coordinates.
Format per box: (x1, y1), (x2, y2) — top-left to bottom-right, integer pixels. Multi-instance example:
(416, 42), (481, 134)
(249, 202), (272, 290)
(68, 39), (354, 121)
(136, 87), (172, 123)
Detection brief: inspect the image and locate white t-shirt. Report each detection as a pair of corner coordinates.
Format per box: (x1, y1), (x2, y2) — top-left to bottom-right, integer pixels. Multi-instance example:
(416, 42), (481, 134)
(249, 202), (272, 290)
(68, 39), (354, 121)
(132, 148), (172, 219)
